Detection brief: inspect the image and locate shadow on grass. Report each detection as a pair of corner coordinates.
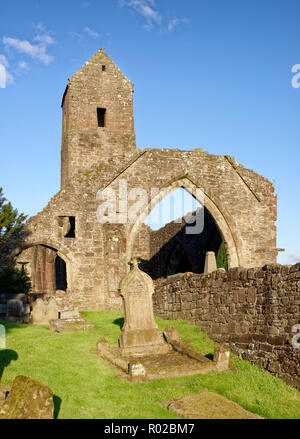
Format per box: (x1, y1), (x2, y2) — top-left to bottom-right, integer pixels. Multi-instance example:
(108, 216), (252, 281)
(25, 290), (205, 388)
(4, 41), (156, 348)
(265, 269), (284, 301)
(0, 320), (29, 335)
(0, 349), (18, 380)
(53, 395), (62, 419)
(113, 318), (124, 330)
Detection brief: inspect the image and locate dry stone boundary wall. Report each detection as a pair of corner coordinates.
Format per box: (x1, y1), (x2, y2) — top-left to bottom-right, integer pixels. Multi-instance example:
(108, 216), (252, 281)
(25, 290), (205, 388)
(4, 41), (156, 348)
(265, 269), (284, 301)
(153, 263), (300, 388)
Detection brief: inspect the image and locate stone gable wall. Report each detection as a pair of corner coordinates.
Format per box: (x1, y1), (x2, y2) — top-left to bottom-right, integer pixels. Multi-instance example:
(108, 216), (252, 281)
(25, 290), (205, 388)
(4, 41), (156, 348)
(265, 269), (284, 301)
(6, 146), (278, 311)
(114, 149), (277, 269)
(153, 264), (300, 388)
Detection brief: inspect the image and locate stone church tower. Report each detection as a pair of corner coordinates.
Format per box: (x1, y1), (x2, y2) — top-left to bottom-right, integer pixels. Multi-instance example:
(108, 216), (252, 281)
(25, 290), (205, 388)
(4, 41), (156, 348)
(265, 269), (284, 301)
(61, 49), (137, 187)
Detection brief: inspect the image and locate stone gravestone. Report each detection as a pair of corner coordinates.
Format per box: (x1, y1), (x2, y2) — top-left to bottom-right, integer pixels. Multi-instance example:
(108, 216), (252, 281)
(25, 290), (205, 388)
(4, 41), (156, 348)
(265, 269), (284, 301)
(0, 375), (54, 419)
(31, 298), (46, 324)
(214, 344), (231, 371)
(59, 307), (79, 319)
(1, 294), (30, 323)
(31, 298), (58, 325)
(49, 306), (94, 333)
(204, 251), (217, 274)
(119, 258), (170, 357)
(47, 298), (59, 321)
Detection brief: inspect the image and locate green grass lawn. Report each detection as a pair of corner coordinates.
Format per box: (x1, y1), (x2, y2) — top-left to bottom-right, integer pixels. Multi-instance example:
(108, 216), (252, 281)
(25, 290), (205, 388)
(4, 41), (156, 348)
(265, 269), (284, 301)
(0, 310), (299, 419)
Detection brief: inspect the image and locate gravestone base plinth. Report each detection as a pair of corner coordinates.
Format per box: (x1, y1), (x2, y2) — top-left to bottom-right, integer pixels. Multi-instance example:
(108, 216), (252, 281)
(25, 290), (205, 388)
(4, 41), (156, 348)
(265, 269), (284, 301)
(49, 316), (94, 333)
(97, 328), (231, 382)
(119, 328), (171, 357)
(100, 260), (231, 381)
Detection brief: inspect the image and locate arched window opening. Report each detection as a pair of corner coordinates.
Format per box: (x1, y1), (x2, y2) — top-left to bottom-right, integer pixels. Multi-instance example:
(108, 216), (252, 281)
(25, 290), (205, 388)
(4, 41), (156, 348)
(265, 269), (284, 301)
(134, 187), (227, 279)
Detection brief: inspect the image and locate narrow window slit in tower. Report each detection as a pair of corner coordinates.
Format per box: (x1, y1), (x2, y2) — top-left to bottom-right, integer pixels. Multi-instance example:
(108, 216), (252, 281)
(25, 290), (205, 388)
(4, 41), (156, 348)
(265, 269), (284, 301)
(97, 108), (106, 127)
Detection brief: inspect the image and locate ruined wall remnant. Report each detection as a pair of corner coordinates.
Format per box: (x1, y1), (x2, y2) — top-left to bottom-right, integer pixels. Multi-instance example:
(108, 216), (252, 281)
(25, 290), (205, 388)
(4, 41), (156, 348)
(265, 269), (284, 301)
(153, 263), (300, 389)
(2, 48), (278, 312)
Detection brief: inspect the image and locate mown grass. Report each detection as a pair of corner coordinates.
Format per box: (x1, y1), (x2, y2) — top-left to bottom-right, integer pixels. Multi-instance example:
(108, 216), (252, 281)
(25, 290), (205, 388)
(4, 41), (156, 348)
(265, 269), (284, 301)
(0, 310), (299, 419)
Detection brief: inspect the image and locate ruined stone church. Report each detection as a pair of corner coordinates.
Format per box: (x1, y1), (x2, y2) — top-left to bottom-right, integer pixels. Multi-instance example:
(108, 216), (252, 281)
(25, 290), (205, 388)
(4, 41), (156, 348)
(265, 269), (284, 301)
(15, 49), (278, 311)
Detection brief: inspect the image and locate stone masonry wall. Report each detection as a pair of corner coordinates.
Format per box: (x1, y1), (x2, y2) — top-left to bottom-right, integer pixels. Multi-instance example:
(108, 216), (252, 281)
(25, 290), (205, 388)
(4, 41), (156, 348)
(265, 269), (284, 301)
(121, 150), (277, 269)
(153, 264), (300, 388)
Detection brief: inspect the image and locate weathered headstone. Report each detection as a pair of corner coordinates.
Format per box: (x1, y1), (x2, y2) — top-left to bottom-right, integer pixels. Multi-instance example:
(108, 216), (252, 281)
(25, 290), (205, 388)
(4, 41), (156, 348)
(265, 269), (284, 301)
(6, 294), (30, 323)
(49, 316), (94, 332)
(31, 298), (46, 324)
(7, 300), (27, 317)
(163, 326), (180, 343)
(0, 376), (54, 419)
(129, 361), (147, 381)
(59, 307), (79, 319)
(31, 298), (58, 325)
(165, 391), (262, 419)
(119, 258), (170, 356)
(204, 251), (217, 274)
(50, 307), (94, 332)
(47, 298), (59, 321)
(214, 344), (230, 371)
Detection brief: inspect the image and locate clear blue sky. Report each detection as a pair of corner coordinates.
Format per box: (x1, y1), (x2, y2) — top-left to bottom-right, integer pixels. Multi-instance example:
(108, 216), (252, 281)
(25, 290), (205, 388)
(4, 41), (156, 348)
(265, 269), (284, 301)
(0, 0), (299, 264)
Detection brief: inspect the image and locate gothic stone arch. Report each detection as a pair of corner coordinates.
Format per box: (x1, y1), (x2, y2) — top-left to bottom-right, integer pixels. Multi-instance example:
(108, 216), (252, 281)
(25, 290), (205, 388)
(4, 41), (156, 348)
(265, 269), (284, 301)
(126, 177), (239, 270)
(15, 241), (73, 293)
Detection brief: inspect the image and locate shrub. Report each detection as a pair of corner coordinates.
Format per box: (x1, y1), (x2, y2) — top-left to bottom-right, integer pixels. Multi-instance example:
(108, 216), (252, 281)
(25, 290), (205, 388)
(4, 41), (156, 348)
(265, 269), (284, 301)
(216, 241), (228, 271)
(0, 266), (31, 296)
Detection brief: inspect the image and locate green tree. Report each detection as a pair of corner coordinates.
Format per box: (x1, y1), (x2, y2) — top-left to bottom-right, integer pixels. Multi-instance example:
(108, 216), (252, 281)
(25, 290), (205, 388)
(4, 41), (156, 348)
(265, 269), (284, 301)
(216, 241), (228, 271)
(0, 187), (27, 245)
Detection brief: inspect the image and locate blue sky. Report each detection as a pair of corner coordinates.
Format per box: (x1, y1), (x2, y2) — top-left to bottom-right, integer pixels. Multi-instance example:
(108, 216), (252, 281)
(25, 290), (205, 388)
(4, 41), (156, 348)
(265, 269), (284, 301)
(0, 0), (299, 264)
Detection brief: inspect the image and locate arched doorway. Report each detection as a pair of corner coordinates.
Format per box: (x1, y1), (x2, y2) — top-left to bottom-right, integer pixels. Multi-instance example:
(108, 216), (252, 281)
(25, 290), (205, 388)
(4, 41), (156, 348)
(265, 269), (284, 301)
(16, 244), (69, 294)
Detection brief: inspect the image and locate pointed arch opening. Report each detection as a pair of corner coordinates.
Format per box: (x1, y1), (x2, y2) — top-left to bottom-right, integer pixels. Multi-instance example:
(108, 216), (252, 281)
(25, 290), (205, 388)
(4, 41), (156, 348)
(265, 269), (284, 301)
(15, 243), (71, 294)
(127, 178), (239, 278)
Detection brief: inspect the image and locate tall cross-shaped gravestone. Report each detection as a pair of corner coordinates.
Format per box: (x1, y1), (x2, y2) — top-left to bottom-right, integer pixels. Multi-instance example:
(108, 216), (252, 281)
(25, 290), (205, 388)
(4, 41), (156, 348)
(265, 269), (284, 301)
(119, 259), (170, 357)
